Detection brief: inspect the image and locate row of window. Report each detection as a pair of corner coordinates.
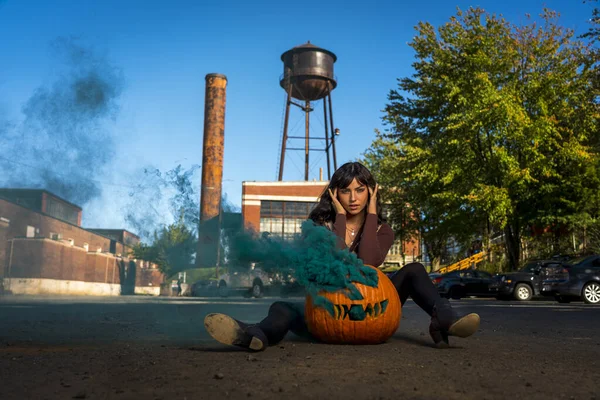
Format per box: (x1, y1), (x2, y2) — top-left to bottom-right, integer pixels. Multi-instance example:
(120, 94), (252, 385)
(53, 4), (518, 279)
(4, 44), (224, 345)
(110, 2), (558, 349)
(260, 201), (317, 218)
(259, 201), (317, 239)
(259, 217), (305, 239)
(25, 225), (104, 253)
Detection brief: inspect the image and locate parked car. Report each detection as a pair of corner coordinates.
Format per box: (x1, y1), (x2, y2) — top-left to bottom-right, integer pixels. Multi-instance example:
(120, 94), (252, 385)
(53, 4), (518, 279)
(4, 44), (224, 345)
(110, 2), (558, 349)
(428, 272), (442, 281)
(274, 276), (305, 298)
(543, 254), (600, 304)
(189, 279), (218, 296)
(490, 259), (569, 301)
(432, 269), (496, 299)
(216, 265), (275, 298)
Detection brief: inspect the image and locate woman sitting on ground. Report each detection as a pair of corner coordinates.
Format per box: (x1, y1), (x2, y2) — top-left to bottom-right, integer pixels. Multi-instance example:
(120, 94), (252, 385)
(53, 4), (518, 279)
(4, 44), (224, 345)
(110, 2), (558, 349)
(204, 162), (480, 350)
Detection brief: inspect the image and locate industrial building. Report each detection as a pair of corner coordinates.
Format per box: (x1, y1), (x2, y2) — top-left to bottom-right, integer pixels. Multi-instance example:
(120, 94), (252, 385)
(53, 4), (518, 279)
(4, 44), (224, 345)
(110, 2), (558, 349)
(0, 189), (164, 296)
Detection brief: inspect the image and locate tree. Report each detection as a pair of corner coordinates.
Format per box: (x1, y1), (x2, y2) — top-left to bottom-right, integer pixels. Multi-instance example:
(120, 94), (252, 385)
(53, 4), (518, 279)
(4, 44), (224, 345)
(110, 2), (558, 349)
(123, 164), (202, 241)
(374, 7), (599, 269)
(363, 130), (479, 270)
(124, 163), (243, 271)
(129, 217), (196, 276)
(582, 0), (600, 45)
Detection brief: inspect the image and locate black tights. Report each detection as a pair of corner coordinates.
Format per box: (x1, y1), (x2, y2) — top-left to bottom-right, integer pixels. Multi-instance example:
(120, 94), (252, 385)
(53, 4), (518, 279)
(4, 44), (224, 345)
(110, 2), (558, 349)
(391, 262), (443, 315)
(256, 262), (443, 345)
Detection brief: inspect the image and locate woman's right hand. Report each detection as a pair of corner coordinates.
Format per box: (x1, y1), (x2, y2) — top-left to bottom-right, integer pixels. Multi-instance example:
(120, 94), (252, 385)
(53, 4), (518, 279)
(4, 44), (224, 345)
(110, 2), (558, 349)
(328, 188), (346, 215)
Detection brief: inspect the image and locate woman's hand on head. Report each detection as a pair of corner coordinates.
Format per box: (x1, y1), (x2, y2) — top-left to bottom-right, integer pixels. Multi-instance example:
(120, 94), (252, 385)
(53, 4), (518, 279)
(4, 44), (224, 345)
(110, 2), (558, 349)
(368, 184), (378, 215)
(328, 188), (346, 215)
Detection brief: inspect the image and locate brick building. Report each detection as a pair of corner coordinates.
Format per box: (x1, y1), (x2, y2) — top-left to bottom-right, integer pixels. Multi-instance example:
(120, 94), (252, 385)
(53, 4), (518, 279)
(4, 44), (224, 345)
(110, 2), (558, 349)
(86, 229), (141, 249)
(0, 188), (82, 226)
(0, 189), (164, 296)
(241, 180), (420, 267)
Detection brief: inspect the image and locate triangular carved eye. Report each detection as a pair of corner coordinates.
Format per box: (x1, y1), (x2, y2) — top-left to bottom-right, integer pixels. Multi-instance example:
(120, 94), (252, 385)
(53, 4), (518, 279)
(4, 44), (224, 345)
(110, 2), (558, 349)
(329, 299), (389, 321)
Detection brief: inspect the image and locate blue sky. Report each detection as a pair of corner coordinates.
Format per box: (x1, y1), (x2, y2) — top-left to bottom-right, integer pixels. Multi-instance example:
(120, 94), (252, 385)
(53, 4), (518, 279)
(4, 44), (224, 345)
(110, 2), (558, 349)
(0, 0), (595, 233)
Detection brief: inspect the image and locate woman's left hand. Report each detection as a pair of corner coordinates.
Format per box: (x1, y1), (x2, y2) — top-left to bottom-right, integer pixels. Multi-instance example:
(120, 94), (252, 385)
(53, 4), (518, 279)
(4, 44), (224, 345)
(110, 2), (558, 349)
(368, 184), (378, 215)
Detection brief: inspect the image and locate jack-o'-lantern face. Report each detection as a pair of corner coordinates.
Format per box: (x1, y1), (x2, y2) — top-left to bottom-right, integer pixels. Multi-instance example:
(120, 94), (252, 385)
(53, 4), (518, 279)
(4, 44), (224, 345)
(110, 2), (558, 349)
(329, 299), (389, 321)
(304, 265), (401, 345)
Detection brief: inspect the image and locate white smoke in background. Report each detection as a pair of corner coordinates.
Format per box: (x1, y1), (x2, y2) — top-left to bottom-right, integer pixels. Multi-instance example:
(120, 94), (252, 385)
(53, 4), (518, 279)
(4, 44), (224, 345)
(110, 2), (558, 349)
(120, 163), (241, 243)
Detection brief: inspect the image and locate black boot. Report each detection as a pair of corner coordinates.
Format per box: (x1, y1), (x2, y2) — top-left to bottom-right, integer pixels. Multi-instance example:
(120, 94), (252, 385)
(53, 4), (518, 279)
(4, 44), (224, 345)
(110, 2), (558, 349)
(429, 299), (480, 348)
(204, 313), (269, 351)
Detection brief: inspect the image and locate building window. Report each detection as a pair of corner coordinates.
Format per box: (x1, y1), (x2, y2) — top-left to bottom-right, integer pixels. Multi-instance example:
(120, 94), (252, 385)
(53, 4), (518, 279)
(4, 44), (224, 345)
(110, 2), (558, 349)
(49, 232), (62, 240)
(26, 225), (36, 238)
(259, 201), (317, 240)
(388, 241), (403, 256)
(45, 197), (79, 225)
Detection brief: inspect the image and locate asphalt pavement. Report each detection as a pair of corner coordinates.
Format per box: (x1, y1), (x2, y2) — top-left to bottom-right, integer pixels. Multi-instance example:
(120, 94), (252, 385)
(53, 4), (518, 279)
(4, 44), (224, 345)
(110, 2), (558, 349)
(0, 294), (598, 400)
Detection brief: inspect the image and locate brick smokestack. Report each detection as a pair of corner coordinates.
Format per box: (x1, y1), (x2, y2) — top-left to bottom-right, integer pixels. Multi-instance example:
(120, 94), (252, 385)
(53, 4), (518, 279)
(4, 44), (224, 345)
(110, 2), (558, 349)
(197, 73), (227, 268)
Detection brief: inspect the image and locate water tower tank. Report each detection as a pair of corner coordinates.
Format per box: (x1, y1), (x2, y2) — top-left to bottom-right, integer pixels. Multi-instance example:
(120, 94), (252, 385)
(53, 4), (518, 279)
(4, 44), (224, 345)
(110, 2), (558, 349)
(279, 42), (337, 101)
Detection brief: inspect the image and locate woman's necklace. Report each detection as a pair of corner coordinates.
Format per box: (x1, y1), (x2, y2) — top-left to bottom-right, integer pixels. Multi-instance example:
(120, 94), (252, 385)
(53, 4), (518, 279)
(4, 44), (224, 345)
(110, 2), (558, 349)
(346, 220), (363, 237)
(345, 215), (364, 245)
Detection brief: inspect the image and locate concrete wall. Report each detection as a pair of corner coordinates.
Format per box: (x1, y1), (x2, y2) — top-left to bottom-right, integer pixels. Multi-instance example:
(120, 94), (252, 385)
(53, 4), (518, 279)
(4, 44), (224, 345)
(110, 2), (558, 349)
(4, 278), (122, 296)
(3, 278), (160, 296)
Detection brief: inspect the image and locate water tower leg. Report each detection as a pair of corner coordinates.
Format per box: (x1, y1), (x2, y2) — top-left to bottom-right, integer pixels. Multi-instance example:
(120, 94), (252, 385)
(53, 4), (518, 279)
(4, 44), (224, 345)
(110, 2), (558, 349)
(327, 86), (337, 171)
(278, 83), (293, 181)
(305, 100), (310, 181)
(323, 99), (331, 180)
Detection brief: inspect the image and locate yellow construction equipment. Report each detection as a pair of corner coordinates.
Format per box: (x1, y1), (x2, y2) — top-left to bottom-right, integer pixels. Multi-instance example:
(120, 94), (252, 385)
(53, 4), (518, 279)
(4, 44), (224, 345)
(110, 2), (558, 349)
(436, 252), (486, 274)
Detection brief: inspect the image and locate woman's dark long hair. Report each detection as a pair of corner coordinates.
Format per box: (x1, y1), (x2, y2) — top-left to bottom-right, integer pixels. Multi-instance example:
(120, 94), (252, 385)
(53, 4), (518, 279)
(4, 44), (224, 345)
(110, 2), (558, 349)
(308, 161), (385, 226)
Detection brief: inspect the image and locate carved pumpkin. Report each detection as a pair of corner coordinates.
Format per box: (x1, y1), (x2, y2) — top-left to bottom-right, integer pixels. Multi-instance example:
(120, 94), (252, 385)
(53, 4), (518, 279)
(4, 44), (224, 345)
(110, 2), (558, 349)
(304, 265), (401, 344)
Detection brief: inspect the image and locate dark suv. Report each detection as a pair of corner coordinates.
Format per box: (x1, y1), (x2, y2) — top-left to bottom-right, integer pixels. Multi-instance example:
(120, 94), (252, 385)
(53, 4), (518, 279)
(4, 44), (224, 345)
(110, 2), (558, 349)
(544, 254), (600, 304)
(490, 260), (568, 301)
(432, 269), (496, 299)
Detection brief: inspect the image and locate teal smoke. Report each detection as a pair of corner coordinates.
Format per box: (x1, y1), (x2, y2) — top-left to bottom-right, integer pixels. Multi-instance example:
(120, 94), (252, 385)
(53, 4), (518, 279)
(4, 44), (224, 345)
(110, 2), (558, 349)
(227, 220), (379, 314)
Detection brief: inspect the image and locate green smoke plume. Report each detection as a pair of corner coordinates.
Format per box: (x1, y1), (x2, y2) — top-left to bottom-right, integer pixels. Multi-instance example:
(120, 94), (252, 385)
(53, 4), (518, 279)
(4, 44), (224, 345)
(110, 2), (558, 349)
(227, 220), (379, 315)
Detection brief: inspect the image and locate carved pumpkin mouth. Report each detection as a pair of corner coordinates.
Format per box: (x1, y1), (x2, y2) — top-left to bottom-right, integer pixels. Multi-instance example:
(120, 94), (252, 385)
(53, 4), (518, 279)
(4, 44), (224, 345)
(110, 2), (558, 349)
(329, 299), (389, 321)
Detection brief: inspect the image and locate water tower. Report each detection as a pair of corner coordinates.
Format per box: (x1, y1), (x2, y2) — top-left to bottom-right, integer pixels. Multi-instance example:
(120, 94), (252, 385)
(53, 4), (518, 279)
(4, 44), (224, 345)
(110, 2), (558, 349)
(277, 42), (339, 181)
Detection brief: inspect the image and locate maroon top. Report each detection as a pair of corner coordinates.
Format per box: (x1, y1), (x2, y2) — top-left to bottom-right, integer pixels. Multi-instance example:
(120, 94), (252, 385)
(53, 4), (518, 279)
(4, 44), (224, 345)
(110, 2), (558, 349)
(329, 213), (395, 268)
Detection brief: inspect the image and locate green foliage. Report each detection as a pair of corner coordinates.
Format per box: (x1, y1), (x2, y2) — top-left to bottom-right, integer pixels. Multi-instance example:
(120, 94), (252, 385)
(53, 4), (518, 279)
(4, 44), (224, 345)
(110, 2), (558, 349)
(123, 163), (243, 270)
(364, 7), (600, 269)
(130, 219), (196, 276)
(124, 163), (241, 243)
(581, 1), (600, 44)
(124, 164), (201, 241)
(477, 260), (508, 275)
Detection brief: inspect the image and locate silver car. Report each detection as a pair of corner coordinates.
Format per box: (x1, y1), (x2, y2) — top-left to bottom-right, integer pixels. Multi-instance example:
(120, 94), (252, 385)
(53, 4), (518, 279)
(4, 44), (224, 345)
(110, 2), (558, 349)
(216, 265), (274, 298)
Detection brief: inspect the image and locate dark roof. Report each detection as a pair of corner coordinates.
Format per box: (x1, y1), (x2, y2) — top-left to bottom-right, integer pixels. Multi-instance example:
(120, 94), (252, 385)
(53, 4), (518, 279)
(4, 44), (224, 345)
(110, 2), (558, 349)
(281, 41), (337, 62)
(86, 228), (141, 240)
(0, 188), (82, 211)
(294, 41), (318, 49)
